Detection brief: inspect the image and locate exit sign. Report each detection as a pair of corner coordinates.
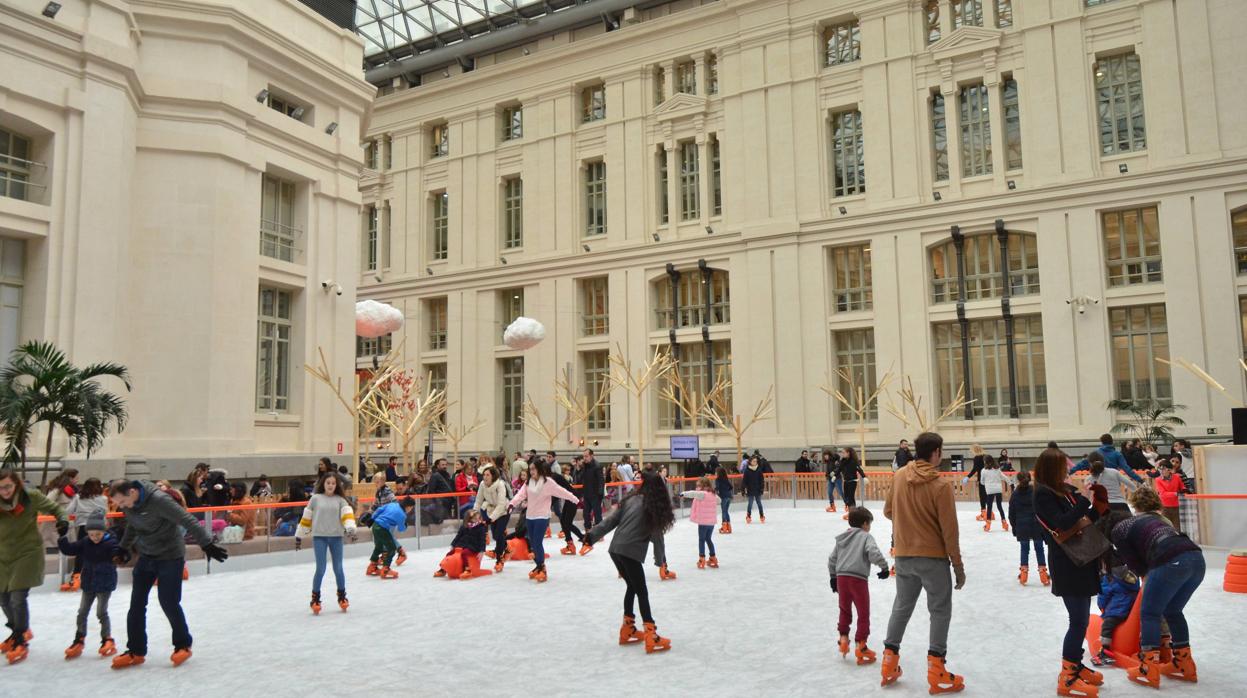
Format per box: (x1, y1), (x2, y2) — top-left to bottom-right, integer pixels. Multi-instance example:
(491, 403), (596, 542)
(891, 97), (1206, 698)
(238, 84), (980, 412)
(1206, 428), (1217, 435)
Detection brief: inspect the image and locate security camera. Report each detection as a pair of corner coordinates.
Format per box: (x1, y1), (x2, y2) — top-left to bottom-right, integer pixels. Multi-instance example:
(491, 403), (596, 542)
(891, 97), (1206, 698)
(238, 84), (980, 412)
(321, 280), (332, 290)
(335, 287), (343, 296)
(1078, 305), (1085, 315)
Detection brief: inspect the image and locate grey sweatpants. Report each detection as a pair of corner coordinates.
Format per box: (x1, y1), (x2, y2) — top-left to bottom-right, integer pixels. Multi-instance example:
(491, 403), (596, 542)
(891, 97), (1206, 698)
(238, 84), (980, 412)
(884, 557), (953, 656)
(76, 590), (112, 640)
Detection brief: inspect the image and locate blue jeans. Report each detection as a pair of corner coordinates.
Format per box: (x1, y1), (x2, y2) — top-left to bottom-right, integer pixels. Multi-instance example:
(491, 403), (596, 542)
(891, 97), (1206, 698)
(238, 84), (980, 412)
(826, 479), (836, 504)
(526, 518), (549, 567)
(1020, 538), (1047, 566)
(746, 494), (764, 517)
(1061, 595), (1091, 662)
(313, 536), (346, 594)
(127, 556), (191, 656)
(834, 476), (844, 500)
(720, 497), (731, 523)
(1140, 550), (1205, 649)
(698, 524), (716, 557)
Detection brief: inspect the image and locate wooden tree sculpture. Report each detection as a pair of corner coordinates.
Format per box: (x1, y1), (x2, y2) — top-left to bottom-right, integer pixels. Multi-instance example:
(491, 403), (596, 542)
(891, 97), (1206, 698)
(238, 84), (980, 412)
(657, 365), (729, 436)
(884, 376), (974, 433)
(820, 367), (895, 463)
(435, 414), (487, 470)
(554, 366), (613, 443)
(699, 371), (775, 471)
(521, 393), (575, 451)
(1158, 357), (1246, 408)
(305, 346), (402, 480)
(368, 368), (448, 475)
(609, 345), (677, 470)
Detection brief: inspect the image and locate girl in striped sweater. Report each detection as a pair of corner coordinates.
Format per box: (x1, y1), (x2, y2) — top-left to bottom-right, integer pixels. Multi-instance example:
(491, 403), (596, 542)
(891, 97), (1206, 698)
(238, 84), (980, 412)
(296, 473), (358, 614)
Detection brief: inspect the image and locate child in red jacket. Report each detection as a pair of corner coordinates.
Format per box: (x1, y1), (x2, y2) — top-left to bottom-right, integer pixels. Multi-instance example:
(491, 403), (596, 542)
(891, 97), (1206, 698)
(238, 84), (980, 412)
(1152, 460), (1185, 531)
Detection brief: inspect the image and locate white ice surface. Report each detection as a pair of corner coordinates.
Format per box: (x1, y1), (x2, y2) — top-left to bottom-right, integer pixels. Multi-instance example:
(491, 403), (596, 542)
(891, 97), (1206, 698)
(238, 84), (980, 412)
(10, 502), (1247, 697)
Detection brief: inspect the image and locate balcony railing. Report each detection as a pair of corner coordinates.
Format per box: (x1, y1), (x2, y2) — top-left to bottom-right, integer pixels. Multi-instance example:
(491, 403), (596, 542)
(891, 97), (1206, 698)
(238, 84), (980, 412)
(260, 218), (301, 262)
(0, 154), (47, 202)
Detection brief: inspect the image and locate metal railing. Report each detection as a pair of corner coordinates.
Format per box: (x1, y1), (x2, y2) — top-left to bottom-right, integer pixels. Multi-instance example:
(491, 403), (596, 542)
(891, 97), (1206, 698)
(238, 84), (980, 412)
(259, 218), (301, 262)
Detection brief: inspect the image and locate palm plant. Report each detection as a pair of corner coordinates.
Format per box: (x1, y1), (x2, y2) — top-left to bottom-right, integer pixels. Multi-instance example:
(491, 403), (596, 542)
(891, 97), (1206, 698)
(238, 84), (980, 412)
(1105, 397), (1187, 447)
(0, 341), (130, 485)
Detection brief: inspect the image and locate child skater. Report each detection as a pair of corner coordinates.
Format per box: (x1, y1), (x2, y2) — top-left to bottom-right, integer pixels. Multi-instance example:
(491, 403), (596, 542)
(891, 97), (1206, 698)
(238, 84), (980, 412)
(368, 497), (415, 579)
(715, 467), (733, 535)
(1008, 470), (1049, 586)
(507, 460), (579, 583)
(681, 477), (720, 569)
(62, 478), (108, 592)
(979, 456), (1008, 532)
(1093, 564), (1140, 666)
(296, 472), (358, 614)
(472, 466), (511, 572)
(58, 511), (123, 659)
(828, 507), (890, 665)
(585, 472), (674, 654)
(369, 474), (407, 567)
(435, 509), (487, 579)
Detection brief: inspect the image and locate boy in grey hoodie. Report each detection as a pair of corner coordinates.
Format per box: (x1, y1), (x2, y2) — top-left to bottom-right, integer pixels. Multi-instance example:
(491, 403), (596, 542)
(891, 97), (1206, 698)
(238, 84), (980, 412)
(829, 507), (890, 665)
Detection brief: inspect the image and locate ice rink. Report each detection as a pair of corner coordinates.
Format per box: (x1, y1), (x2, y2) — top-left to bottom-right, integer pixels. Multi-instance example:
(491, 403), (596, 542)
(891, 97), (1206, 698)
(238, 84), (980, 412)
(10, 501), (1246, 697)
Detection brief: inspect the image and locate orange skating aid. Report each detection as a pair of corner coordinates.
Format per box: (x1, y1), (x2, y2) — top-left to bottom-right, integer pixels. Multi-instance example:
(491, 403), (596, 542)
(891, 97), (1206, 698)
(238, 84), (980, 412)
(697, 557), (706, 569)
(560, 542), (576, 555)
(365, 561), (380, 576)
(337, 591), (349, 612)
(1038, 566), (1051, 586)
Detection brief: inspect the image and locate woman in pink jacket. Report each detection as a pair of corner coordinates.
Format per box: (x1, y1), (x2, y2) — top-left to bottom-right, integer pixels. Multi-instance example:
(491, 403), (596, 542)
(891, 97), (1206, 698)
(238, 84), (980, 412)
(681, 477), (720, 569)
(508, 461), (579, 582)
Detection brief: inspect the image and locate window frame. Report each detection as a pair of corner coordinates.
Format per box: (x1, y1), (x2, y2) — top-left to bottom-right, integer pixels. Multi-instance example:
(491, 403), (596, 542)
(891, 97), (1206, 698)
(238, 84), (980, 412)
(502, 177), (523, 250)
(996, 0), (1014, 27)
(430, 123), (450, 158)
(676, 61), (697, 95)
(830, 244), (873, 312)
(1102, 205), (1162, 287)
(1002, 77), (1023, 171)
(952, 0), (984, 28)
(1095, 52), (1147, 156)
(1232, 207), (1247, 276)
(925, 0), (942, 45)
(679, 141), (700, 221)
(260, 174), (299, 262)
(930, 233), (1041, 304)
(1110, 304), (1171, 404)
(364, 205), (379, 272)
(256, 287), (293, 412)
(830, 109), (866, 197)
(501, 105), (523, 142)
(582, 277), (609, 336)
(582, 83), (606, 123)
(931, 92), (949, 182)
(823, 19), (861, 67)
(833, 329), (879, 421)
(427, 297), (448, 351)
(584, 160), (607, 237)
(933, 315), (1048, 418)
(711, 136), (722, 216)
(959, 83), (993, 178)
(431, 191), (449, 261)
(500, 288), (524, 341)
(0, 128), (34, 202)
(500, 357), (524, 432)
(583, 350), (611, 431)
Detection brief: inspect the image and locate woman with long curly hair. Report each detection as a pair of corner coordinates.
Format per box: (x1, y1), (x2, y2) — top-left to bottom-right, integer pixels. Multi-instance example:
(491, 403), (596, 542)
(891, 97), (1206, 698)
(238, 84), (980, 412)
(585, 471), (675, 654)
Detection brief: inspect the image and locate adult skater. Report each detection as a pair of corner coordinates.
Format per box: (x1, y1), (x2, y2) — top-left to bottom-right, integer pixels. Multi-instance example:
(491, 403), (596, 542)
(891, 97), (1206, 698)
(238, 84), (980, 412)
(823, 449), (841, 512)
(585, 471), (674, 654)
(965, 444), (988, 522)
(0, 468), (69, 664)
(295, 472), (357, 614)
(839, 446), (866, 518)
(107, 478), (229, 669)
(581, 448), (605, 533)
(508, 460), (579, 582)
(1031, 448), (1104, 698)
(881, 431), (965, 694)
(551, 468), (588, 556)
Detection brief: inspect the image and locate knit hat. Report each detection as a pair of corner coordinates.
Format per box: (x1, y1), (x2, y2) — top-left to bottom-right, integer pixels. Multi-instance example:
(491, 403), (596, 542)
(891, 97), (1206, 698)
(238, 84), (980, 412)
(85, 511), (107, 532)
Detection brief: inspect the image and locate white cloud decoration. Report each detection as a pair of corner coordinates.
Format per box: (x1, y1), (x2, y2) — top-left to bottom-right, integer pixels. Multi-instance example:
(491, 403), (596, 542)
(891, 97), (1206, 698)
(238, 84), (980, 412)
(502, 316), (546, 350)
(355, 299), (404, 338)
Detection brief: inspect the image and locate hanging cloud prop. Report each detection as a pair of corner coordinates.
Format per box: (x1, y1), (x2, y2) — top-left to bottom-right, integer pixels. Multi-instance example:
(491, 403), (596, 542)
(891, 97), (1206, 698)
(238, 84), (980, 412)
(502, 316), (546, 350)
(355, 299), (404, 338)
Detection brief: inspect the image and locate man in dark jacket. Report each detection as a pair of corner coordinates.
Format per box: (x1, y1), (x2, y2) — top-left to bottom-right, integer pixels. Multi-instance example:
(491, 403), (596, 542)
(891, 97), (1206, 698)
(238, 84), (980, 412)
(580, 448), (604, 530)
(894, 440), (914, 471)
(425, 459), (455, 519)
(794, 450), (811, 473)
(108, 480), (228, 668)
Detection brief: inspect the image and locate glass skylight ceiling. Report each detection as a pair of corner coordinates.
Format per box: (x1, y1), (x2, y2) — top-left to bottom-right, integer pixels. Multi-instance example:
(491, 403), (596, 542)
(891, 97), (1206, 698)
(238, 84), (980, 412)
(355, 0), (552, 65)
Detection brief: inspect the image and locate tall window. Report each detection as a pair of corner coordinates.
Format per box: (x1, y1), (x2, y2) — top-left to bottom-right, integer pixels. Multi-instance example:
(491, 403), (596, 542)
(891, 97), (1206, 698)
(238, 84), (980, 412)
(680, 141), (700, 220)
(582, 277), (609, 336)
(0, 238), (25, 359)
(824, 20), (861, 67)
(427, 297), (448, 350)
(830, 110), (865, 197)
(583, 350), (611, 430)
(659, 341), (732, 429)
(364, 140), (379, 169)
(1233, 208), (1247, 275)
(501, 105), (523, 141)
(930, 233), (1040, 303)
(676, 61), (696, 95)
(425, 363), (448, 424)
(1103, 206), (1161, 286)
(357, 333), (393, 357)
(584, 161), (607, 236)
(503, 177), (523, 249)
(501, 288), (524, 339)
(654, 67), (666, 106)
(0, 129), (33, 202)
(959, 84), (992, 177)
(364, 205), (378, 271)
(833, 329), (878, 420)
(657, 149), (669, 224)
(654, 270), (730, 329)
(383, 136), (392, 169)
(582, 83), (606, 122)
(256, 287), (292, 412)
(1240, 298), (1247, 364)
(934, 316), (1047, 418)
(500, 357), (524, 432)
(925, 0), (942, 44)
(1002, 78), (1022, 170)
(430, 123), (449, 158)
(1110, 305), (1170, 403)
(952, 0), (984, 28)
(1095, 53), (1146, 155)
(707, 53), (719, 95)
(931, 93), (949, 182)
(260, 174), (298, 262)
(431, 191), (449, 261)
(711, 136), (722, 216)
(831, 244), (872, 312)
(996, 0), (1013, 27)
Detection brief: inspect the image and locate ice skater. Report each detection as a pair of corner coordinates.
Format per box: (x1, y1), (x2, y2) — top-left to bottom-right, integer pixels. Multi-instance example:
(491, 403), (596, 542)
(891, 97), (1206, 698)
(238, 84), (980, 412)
(295, 472), (358, 613)
(715, 467), (734, 534)
(550, 468), (589, 556)
(1007, 471), (1049, 586)
(0, 468), (69, 664)
(681, 477), (720, 569)
(964, 444), (989, 522)
(978, 456), (1007, 532)
(585, 472), (674, 654)
(828, 507), (890, 665)
(742, 456), (767, 524)
(1093, 565), (1139, 666)
(508, 460), (579, 582)
(473, 466), (512, 572)
(58, 511), (123, 659)
(839, 447), (866, 519)
(367, 497), (414, 579)
(434, 509), (487, 579)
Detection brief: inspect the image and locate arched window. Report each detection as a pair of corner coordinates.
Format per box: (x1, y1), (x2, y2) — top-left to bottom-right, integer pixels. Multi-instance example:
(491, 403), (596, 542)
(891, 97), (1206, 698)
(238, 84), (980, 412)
(930, 233), (1039, 303)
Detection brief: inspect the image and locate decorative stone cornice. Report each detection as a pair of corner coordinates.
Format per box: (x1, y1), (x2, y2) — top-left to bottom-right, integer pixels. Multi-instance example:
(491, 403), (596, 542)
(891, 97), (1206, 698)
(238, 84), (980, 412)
(653, 92), (708, 123)
(928, 26), (1003, 63)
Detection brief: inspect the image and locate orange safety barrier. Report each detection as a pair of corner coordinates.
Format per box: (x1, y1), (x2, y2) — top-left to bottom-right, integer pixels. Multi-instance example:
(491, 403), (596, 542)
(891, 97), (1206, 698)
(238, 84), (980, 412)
(1225, 551), (1247, 594)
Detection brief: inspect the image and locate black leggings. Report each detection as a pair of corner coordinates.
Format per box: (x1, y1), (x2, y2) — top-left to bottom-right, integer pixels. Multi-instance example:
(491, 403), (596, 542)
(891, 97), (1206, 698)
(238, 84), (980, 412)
(489, 514), (510, 559)
(978, 483), (988, 509)
(610, 553), (653, 624)
(559, 508), (584, 544)
(984, 493), (1005, 520)
(843, 480), (859, 508)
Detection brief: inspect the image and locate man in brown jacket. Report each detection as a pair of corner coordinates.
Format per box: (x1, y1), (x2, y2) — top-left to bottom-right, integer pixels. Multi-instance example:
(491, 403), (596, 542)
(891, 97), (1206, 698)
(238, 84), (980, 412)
(881, 431), (966, 694)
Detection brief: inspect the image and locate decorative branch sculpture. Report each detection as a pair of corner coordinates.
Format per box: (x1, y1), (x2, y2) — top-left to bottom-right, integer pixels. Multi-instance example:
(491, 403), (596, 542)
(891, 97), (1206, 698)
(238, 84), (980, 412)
(821, 367), (894, 463)
(366, 368), (448, 475)
(1157, 357), (1246, 408)
(304, 344), (404, 479)
(609, 345), (677, 470)
(658, 365), (729, 436)
(521, 394), (575, 450)
(554, 366), (613, 442)
(884, 376), (973, 433)
(700, 373), (774, 472)
(435, 414), (487, 471)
